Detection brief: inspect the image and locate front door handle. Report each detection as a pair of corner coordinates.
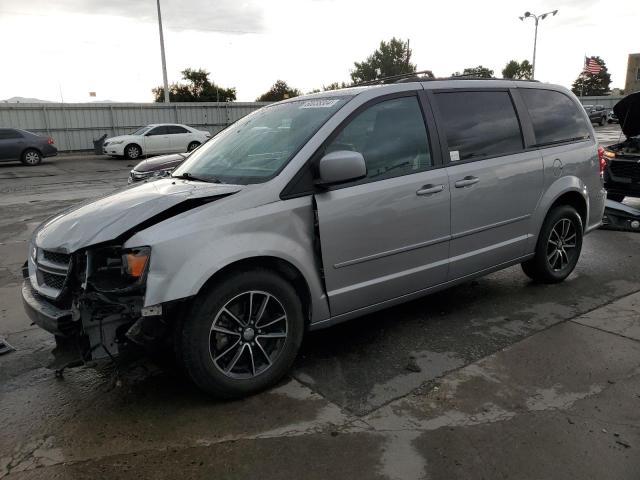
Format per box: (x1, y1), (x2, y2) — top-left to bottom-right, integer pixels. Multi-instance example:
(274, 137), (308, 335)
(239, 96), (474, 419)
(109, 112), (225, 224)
(454, 176), (479, 188)
(416, 184), (444, 196)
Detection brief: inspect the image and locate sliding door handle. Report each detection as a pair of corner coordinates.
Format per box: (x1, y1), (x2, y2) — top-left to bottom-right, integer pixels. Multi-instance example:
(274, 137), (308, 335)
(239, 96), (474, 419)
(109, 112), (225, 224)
(416, 184), (444, 196)
(454, 176), (479, 188)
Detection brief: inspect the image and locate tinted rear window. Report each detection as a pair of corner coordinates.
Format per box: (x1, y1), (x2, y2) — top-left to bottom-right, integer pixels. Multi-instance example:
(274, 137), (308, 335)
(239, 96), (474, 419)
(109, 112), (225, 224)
(434, 91), (523, 161)
(520, 89), (590, 146)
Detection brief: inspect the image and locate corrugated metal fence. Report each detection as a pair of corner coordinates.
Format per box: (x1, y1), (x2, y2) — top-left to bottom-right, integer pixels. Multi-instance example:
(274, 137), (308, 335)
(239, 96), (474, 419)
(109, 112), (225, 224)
(0, 102), (268, 152)
(577, 96), (623, 109)
(0, 96), (624, 152)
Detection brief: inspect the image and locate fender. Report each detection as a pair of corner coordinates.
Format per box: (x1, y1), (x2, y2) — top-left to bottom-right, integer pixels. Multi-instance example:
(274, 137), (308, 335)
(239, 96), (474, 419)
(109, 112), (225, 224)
(527, 175), (589, 252)
(125, 195), (331, 325)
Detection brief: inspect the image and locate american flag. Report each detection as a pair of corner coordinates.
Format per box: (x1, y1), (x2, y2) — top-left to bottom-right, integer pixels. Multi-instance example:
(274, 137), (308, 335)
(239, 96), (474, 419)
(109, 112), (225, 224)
(584, 57), (602, 75)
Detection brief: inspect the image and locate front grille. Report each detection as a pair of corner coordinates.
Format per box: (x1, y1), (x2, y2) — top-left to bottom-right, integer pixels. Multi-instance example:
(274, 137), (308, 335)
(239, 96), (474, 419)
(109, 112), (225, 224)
(41, 270), (66, 289)
(35, 249), (71, 298)
(43, 250), (71, 266)
(609, 161), (640, 182)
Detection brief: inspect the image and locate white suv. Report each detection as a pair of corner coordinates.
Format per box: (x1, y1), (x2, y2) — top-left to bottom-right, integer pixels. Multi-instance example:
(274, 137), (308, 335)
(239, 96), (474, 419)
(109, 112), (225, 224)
(102, 123), (211, 159)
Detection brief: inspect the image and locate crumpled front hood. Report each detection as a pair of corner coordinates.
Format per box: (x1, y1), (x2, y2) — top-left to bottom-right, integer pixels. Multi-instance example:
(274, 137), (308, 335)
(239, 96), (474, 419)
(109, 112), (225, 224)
(34, 179), (243, 253)
(613, 92), (640, 138)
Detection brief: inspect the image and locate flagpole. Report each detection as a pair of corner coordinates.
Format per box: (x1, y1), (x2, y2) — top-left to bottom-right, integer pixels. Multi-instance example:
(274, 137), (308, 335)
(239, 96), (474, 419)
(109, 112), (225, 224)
(580, 54), (585, 100)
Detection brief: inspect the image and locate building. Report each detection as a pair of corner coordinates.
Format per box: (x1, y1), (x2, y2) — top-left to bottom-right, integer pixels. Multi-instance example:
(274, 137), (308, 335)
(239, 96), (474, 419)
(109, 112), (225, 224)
(624, 53), (640, 94)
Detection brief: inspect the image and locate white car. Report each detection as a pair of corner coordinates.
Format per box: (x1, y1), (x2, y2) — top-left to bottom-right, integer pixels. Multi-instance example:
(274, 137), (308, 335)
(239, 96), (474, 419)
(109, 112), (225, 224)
(102, 123), (211, 159)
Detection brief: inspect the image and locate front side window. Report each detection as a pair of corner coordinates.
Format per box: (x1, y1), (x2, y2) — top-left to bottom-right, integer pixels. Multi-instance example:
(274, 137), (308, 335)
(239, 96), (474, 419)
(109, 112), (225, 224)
(520, 89), (590, 146)
(434, 91), (523, 161)
(324, 96), (432, 181)
(173, 97), (348, 185)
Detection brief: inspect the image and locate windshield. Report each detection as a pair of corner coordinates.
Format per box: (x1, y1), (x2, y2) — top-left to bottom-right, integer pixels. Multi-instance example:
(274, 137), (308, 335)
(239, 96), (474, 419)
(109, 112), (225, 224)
(172, 98), (348, 184)
(130, 126), (151, 136)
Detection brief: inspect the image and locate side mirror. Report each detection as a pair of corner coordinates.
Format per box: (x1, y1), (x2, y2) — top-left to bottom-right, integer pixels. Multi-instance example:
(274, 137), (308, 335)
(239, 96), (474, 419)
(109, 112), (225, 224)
(315, 150), (367, 187)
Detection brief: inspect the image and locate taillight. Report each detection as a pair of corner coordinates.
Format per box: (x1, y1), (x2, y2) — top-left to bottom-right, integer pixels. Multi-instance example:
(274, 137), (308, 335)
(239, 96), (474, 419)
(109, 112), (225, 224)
(47, 137), (55, 145)
(597, 145), (606, 176)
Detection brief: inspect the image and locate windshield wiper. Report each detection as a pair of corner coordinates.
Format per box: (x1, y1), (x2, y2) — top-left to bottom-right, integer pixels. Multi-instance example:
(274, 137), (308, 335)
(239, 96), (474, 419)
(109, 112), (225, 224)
(172, 172), (222, 183)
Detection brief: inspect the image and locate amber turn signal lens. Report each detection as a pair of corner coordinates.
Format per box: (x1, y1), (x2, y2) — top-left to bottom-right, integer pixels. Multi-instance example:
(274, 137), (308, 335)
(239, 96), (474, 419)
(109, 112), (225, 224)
(125, 250), (149, 278)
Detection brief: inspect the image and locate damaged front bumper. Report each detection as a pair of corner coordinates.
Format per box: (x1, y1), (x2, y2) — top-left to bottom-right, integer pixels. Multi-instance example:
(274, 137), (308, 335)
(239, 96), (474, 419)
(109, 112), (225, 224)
(21, 246), (171, 366)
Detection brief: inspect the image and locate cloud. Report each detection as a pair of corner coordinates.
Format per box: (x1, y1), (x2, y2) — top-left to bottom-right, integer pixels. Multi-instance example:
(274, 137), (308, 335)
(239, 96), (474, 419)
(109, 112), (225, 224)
(1, 0), (265, 34)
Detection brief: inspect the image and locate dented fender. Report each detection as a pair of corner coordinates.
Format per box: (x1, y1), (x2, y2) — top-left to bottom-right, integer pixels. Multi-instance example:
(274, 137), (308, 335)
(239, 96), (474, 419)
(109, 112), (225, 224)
(125, 195), (331, 325)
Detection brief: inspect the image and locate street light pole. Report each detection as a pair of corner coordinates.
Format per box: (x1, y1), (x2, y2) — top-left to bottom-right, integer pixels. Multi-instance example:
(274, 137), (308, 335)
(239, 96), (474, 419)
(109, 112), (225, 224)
(519, 10), (558, 79)
(156, 0), (170, 103)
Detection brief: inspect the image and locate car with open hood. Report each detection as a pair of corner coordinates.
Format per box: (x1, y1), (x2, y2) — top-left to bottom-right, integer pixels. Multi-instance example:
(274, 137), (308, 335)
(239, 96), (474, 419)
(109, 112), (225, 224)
(128, 152), (189, 183)
(602, 92), (640, 202)
(22, 78), (605, 398)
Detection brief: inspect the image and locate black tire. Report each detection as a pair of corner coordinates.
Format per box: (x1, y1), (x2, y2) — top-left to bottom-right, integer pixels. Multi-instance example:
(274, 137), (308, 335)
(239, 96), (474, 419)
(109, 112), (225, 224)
(607, 193), (625, 203)
(522, 205), (583, 284)
(21, 148), (42, 166)
(608, 119), (613, 124)
(124, 144), (142, 160)
(180, 269), (304, 398)
(187, 141), (200, 152)
(599, 116), (606, 126)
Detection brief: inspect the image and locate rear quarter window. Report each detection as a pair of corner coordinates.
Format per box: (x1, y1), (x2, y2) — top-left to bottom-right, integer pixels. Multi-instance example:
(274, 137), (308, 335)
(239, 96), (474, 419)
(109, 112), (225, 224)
(520, 89), (590, 146)
(0, 129), (23, 139)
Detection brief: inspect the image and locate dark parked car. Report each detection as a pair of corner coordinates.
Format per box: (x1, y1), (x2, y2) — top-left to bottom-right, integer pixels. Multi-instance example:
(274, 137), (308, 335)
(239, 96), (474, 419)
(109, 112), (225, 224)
(603, 92), (640, 202)
(128, 152), (188, 183)
(582, 104), (607, 126)
(0, 128), (57, 165)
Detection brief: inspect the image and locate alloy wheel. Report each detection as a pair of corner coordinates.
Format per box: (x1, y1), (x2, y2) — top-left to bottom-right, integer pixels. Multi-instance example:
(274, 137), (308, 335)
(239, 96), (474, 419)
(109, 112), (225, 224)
(127, 146), (140, 159)
(24, 151), (40, 165)
(209, 291), (288, 379)
(546, 218), (577, 272)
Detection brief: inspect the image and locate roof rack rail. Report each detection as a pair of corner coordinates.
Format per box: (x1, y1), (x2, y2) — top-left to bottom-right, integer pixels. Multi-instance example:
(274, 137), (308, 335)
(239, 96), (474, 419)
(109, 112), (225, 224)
(435, 75), (540, 82)
(354, 70), (435, 87)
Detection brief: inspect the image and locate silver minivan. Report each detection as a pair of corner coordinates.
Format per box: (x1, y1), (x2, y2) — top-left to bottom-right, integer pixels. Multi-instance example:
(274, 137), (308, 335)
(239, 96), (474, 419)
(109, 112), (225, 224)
(22, 79), (606, 397)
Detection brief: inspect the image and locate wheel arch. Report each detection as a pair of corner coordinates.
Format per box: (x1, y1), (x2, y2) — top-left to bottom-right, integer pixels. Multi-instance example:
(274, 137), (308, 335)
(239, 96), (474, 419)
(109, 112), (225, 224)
(21, 146), (42, 158)
(195, 256), (313, 328)
(124, 142), (142, 157)
(529, 177), (589, 251)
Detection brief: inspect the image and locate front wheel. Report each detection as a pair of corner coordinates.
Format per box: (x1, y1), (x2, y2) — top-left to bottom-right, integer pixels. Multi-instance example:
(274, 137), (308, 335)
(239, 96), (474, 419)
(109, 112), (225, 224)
(180, 269), (305, 398)
(522, 205), (583, 284)
(124, 144), (142, 160)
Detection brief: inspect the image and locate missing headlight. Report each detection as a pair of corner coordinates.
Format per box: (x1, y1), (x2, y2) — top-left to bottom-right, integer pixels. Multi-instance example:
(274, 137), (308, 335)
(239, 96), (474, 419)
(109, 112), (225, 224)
(87, 246), (150, 292)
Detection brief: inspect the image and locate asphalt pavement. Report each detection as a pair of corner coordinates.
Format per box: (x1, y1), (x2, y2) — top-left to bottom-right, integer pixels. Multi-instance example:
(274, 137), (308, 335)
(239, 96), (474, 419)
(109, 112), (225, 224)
(1, 124), (639, 479)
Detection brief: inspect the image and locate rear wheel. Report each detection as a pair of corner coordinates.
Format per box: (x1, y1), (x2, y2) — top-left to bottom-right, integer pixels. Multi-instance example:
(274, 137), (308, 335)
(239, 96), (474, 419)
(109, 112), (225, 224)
(599, 116), (606, 126)
(180, 269), (304, 398)
(607, 193), (625, 203)
(21, 149), (42, 166)
(124, 144), (142, 160)
(187, 141), (200, 152)
(522, 205), (583, 284)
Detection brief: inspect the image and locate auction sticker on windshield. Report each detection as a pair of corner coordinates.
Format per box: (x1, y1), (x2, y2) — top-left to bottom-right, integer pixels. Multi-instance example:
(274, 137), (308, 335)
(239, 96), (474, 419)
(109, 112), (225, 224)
(299, 99), (341, 109)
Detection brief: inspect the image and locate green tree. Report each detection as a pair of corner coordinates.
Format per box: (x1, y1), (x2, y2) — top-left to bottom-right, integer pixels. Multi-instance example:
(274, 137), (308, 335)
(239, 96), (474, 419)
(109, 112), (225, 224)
(452, 65), (494, 78)
(256, 80), (302, 102)
(350, 38), (416, 84)
(153, 68), (236, 102)
(502, 60), (533, 80)
(571, 56), (612, 96)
